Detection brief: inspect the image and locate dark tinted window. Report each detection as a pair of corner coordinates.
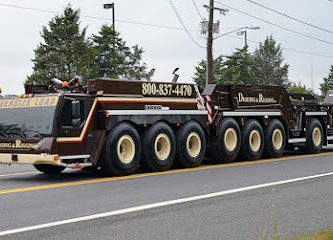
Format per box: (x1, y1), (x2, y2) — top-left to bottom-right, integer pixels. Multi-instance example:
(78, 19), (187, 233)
(60, 100), (72, 126)
(60, 99), (85, 127)
(0, 107), (56, 136)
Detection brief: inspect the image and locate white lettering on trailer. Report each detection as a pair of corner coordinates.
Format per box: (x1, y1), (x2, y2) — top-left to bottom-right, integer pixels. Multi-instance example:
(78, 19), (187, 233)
(238, 93), (277, 104)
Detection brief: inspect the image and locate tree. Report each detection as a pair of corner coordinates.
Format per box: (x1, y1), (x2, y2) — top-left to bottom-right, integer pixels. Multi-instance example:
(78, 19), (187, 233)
(252, 35), (290, 88)
(290, 81), (314, 95)
(26, 5), (94, 85)
(92, 25), (154, 81)
(193, 57), (221, 90)
(193, 47), (256, 90)
(220, 47), (256, 84)
(320, 65), (333, 98)
(123, 45), (155, 80)
(91, 25), (130, 78)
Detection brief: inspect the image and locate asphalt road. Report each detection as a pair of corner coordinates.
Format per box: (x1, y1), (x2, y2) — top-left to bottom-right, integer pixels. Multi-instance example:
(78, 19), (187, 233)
(0, 148), (333, 239)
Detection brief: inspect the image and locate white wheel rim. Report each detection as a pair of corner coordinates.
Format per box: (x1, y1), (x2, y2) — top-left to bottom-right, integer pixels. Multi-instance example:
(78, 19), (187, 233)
(154, 133), (171, 161)
(186, 132), (202, 158)
(249, 130), (261, 152)
(224, 128), (237, 152)
(272, 129), (283, 150)
(117, 135), (136, 164)
(312, 127), (322, 147)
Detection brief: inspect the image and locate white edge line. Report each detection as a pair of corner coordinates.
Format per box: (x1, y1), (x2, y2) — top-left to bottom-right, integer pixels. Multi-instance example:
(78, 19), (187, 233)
(0, 171), (333, 237)
(0, 171), (37, 178)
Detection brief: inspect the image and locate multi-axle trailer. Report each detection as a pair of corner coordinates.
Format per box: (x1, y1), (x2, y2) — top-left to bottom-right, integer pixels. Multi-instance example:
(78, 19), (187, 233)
(0, 78), (332, 176)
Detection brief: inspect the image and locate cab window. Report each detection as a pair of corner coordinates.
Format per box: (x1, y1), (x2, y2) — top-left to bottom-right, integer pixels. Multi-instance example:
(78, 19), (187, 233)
(60, 99), (85, 127)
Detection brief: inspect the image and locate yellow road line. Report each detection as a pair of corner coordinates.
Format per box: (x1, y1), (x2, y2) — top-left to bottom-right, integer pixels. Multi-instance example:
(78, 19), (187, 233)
(1, 151), (333, 196)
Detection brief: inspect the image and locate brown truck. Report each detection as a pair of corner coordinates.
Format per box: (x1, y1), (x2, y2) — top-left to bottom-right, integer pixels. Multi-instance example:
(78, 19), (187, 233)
(0, 77), (332, 176)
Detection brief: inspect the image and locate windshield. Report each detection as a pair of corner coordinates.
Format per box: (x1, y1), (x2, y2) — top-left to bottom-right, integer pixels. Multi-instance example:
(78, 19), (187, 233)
(0, 96), (59, 138)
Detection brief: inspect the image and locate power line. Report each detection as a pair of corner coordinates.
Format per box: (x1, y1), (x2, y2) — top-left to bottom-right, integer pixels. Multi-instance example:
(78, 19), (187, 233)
(94, 16), (198, 32)
(244, 0), (333, 35)
(223, 34), (333, 59)
(215, 1), (333, 46)
(0, 3), (60, 14)
(1, 2), (332, 59)
(0, 3), (199, 32)
(192, 0), (204, 20)
(169, 0), (204, 48)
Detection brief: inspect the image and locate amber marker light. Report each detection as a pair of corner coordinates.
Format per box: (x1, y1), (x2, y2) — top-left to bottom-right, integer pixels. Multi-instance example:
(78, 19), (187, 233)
(62, 81), (69, 88)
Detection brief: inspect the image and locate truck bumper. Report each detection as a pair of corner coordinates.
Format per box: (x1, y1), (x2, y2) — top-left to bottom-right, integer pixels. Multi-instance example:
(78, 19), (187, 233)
(0, 153), (61, 166)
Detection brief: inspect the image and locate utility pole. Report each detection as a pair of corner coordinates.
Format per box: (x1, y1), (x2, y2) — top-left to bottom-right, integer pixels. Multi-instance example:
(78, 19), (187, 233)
(206, 0), (214, 86)
(203, 2), (228, 86)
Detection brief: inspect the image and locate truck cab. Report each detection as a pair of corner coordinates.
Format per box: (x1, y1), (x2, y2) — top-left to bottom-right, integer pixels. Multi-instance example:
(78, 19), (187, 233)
(0, 94), (96, 172)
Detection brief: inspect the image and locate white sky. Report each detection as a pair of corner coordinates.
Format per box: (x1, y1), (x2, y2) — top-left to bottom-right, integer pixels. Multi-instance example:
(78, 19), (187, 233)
(0, 0), (332, 95)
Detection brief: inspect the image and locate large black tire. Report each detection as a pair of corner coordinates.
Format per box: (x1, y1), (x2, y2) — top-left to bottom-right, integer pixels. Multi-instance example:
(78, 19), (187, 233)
(175, 121), (206, 168)
(142, 122), (176, 172)
(33, 164), (65, 174)
(304, 118), (323, 154)
(100, 122), (141, 176)
(211, 118), (241, 163)
(239, 119), (264, 161)
(263, 119), (286, 158)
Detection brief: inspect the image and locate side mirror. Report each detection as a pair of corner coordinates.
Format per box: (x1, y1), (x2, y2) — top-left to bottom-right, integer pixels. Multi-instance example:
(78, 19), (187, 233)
(72, 101), (80, 119)
(71, 100), (81, 128)
(72, 118), (81, 128)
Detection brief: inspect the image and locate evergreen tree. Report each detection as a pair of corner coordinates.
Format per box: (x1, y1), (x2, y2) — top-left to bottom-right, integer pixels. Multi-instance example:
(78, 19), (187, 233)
(252, 35), (290, 87)
(320, 65), (333, 98)
(91, 25), (130, 78)
(221, 47), (256, 84)
(193, 47), (256, 90)
(26, 5), (94, 85)
(193, 56), (231, 90)
(290, 81), (314, 95)
(193, 59), (208, 90)
(92, 25), (154, 81)
(123, 45), (155, 80)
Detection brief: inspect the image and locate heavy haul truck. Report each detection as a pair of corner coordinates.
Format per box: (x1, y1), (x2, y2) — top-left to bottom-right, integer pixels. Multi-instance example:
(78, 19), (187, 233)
(0, 77), (332, 176)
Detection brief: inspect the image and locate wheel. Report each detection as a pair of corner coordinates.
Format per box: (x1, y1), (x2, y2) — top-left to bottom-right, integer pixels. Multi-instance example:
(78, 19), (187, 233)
(263, 119), (286, 158)
(240, 119), (264, 161)
(33, 164), (65, 174)
(304, 118), (323, 154)
(100, 122), (141, 176)
(142, 122), (176, 172)
(211, 118), (241, 163)
(176, 121), (206, 168)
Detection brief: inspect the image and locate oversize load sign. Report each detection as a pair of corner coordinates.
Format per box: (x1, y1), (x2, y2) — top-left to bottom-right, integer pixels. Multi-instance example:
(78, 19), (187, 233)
(0, 96), (59, 109)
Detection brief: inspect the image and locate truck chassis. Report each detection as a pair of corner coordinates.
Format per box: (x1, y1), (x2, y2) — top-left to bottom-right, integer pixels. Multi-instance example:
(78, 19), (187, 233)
(0, 78), (333, 176)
